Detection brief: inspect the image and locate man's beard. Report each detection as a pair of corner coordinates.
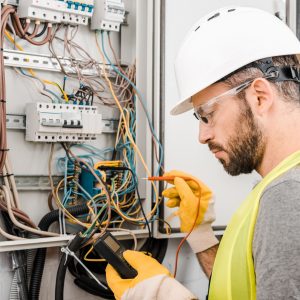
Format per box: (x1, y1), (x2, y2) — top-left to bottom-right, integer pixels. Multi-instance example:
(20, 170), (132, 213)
(208, 102), (265, 176)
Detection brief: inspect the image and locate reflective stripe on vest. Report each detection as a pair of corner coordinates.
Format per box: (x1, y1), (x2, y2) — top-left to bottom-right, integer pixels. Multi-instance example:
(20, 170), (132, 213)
(209, 151), (300, 300)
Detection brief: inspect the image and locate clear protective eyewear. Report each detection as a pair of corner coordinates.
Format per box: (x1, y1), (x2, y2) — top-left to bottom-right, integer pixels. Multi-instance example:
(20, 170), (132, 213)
(193, 73), (277, 125)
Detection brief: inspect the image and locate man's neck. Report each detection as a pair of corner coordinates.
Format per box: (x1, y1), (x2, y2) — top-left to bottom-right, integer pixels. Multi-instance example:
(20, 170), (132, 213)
(258, 118), (300, 177)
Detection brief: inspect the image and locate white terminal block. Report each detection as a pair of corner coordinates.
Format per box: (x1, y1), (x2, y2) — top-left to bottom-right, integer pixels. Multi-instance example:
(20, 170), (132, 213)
(91, 0), (125, 32)
(18, 0), (95, 26)
(25, 102), (103, 142)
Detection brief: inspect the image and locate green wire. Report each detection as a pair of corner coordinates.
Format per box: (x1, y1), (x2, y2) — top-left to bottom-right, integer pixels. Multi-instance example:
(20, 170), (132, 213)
(83, 204), (107, 237)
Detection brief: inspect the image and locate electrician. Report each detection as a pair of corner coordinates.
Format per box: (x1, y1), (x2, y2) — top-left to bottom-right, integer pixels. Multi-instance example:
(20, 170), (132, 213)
(106, 7), (300, 300)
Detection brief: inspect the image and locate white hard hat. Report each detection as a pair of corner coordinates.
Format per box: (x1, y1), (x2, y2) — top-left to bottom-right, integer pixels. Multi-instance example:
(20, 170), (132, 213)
(171, 6), (300, 115)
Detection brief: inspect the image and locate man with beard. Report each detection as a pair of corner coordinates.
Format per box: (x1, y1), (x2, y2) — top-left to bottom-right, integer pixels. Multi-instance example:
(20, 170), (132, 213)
(106, 7), (300, 300)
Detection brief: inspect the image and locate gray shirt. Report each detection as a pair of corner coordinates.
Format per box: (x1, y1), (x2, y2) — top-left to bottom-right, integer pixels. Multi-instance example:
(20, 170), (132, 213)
(253, 166), (300, 300)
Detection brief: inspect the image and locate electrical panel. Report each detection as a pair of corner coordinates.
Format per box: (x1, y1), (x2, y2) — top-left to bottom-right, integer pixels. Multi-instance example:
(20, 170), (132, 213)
(0, 0), (161, 299)
(25, 102), (103, 142)
(18, 0), (95, 26)
(91, 0), (125, 32)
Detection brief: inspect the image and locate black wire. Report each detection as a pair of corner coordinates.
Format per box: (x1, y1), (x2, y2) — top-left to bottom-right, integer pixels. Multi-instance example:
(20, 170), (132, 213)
(55, 234), (86, 300)
(19, 20), (47, 38)
(97, 165), (152, 239)
(73, 85), (94, 105)
(66, 236), (168, 299)
(33, 23), (47, 38)
(60, 145), (152, 241)
(61, 143), (73, 161)
(60, 143), (114, 237)
(60, 146), (152, 239)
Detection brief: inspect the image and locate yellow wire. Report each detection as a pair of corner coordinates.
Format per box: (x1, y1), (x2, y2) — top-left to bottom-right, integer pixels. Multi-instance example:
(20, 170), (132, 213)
(84, 245), (106, 262)
(92, 39), (158, 218)
(54, 177), (90, 228)
(5, 30), (69, 102)
(55, 177), (105, 228)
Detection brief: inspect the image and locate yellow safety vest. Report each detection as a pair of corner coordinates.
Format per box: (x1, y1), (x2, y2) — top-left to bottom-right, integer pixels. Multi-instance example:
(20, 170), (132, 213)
(209, 151), (300, 300)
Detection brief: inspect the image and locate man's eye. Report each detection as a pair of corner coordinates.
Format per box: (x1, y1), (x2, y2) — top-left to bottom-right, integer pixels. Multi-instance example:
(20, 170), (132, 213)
(200, 111), (214, 124)
(200, 116), (209, 124)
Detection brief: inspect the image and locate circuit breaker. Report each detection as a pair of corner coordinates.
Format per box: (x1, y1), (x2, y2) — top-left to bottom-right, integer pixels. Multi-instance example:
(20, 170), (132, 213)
(91, 0), (125, 32)
(25, 102), (103, 142)
(18, 0), (95, 26)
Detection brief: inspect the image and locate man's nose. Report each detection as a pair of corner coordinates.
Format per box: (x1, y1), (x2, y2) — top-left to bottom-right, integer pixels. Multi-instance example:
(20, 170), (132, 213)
(199, 122), (213, 144)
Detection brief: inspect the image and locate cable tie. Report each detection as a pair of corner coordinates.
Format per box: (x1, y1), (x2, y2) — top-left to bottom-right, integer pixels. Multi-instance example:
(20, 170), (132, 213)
(0, 100), (6, 103)
(60, 246), (108, 290)
(61, 246), (70, 264)
(0, 149), (9, 152)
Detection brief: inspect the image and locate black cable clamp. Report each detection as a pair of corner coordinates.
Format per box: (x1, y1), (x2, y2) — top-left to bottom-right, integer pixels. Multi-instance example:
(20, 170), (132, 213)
(290, 67), (300, 83)
(0, 173), (14, 178)
(0, 99), (7, 103)
(0, 149), (9, 152)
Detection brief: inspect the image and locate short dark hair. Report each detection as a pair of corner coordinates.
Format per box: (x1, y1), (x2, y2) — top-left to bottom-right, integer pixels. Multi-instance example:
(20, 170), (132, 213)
(219, 55), (300, 104)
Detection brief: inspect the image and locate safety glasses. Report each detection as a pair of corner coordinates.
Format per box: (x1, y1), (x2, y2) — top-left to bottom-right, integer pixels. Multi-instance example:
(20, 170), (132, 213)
(193, 73), (277, 125)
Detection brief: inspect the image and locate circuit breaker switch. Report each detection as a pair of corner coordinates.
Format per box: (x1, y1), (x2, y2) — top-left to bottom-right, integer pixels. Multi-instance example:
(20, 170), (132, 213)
(40, 113), (62, 127)
(91, 0), (125, 32)
(61, 111), (82, 129)
(18, 0), (95, 26)
(26, 103), (103, 142)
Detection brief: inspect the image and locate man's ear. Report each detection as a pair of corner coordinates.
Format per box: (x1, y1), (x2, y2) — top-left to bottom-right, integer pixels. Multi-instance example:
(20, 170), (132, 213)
(248, 78), (275, 116)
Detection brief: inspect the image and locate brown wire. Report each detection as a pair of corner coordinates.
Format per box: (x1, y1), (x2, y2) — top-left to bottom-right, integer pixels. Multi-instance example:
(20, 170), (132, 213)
(0, 201), (37, 229)
(0, 5), (16, 172)
(107, 32), (127, 75)
(27, 22), (40, 39)
(0, 6), (52, 173)
(11, 12), (52, 46)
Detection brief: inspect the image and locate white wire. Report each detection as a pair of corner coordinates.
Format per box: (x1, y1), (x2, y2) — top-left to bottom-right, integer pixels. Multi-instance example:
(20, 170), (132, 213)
(1, 185), (59, 237)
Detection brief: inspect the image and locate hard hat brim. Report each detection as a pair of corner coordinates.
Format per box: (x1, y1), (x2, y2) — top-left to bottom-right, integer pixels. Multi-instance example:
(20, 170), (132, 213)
(170, 97), (193, 115)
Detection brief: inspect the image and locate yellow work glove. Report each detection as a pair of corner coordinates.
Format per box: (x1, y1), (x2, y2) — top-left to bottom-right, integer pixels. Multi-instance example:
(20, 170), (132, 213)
(106, 250), (170, 300)
(162, 170), (219, 253)
(162, 170), (212, 232)
(106, 250), (197, 300)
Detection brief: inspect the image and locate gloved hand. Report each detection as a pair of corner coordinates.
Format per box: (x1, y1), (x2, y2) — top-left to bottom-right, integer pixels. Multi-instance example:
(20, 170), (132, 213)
(162, 170), (219, 253)
(106, 250), (197, 300)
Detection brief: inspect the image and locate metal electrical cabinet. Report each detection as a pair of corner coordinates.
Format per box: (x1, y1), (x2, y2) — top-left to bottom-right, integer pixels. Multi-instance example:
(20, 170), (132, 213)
(0, 0), (296, 299)
(0, 1), (158, 299)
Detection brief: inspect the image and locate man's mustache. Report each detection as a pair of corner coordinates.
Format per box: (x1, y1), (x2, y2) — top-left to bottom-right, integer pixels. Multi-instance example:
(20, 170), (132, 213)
(208, 142), (226, 153)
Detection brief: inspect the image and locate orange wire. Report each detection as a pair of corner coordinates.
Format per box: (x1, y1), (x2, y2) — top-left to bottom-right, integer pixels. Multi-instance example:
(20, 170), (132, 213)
(173, 191), (200, 277)
(148, 176), (201, 278)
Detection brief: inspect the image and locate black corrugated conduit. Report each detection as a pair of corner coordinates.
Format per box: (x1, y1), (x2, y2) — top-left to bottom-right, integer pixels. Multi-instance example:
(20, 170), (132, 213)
(29, 204), (89, 300)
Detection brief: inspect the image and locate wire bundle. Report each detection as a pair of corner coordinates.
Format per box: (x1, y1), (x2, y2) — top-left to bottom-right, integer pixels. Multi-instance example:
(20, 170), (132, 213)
(1, 5), (54, 172)
(0, 4), (169, 300)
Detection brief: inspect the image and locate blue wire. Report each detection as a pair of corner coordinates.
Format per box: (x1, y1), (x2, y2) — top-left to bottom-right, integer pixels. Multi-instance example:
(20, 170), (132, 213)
(18, 68), (62, 103)
(99, 31), (164, 175)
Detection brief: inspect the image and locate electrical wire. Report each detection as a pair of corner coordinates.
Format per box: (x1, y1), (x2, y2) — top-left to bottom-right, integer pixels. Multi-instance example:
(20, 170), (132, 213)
(100, 31), (164, 175)
(0, 5), (16, 172)
(61, 143), (113, 237)
(5, 30), (69, 102)
(1, 184), (58, 237)
(95, 33), (160, 223)
(173, 180), (201, 278)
